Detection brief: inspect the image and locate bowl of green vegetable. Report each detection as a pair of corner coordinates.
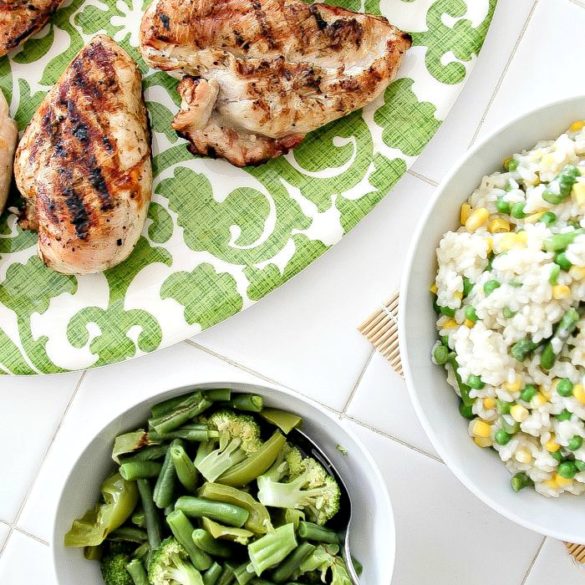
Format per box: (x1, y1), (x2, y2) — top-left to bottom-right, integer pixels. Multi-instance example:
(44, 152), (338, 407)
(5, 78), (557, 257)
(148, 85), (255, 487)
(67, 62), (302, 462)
(53, 382), (394, 584)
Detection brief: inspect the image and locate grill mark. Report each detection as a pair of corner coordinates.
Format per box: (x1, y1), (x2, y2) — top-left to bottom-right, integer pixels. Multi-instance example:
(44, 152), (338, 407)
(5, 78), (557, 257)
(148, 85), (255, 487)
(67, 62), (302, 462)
(308, 4), (327, 30)
(159, 12), (170, 30)
(250, 0), (275, 49)
(1, 1), (61, 49)
(64, 187), (90, 240)
(88, 159), (113, 211)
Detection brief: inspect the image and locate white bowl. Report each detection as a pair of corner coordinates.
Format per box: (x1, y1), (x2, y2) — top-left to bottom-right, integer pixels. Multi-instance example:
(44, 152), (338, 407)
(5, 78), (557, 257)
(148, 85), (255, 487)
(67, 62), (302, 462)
(400, 96), (585, 543)
(52, 382), (395, 583)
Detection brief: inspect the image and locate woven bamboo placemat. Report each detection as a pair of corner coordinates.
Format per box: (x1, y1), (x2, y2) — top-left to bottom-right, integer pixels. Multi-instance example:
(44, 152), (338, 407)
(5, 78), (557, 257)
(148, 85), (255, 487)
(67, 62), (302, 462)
(358, 291), (583, 561)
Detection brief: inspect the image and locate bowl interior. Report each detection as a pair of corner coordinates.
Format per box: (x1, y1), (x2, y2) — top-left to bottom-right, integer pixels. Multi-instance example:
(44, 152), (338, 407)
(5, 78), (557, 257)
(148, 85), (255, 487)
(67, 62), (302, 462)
(401, 96), (585, 543)
(53, 382), (394, 584)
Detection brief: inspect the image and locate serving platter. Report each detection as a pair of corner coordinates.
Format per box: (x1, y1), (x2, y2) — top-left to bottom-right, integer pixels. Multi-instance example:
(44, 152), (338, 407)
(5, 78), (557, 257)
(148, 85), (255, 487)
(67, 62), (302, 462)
(0, 0), (496, 374)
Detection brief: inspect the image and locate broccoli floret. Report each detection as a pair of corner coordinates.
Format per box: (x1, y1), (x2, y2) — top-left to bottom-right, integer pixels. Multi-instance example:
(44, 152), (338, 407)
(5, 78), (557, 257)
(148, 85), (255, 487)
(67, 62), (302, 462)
(100, 552), (133, 585)
(296, 544), (352, 584)
(195, 410), (262, 482)
(148, 537), (204, 585)
(256, 448), (341, 525)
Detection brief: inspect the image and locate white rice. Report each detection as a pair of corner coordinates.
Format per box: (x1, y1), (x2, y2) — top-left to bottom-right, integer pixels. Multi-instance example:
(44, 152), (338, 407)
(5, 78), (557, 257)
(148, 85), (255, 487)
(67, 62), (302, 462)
(433, 121), (585, 497)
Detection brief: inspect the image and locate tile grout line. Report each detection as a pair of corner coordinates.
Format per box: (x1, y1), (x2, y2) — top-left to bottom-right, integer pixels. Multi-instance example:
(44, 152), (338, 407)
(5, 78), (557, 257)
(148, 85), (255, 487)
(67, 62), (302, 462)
(1, 370), (87, 548)
(568, 0), (585, 8)
(519, 536), (546, 585)
(12, 527), (49, 547)
(341, 348), (375, 414)
(469, 0), (539, 146)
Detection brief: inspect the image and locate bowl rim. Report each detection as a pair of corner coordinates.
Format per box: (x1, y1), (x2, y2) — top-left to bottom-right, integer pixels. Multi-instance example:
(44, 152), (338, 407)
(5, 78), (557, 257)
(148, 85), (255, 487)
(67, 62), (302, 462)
(51, 380), (395, 582)
(399, 94), (585, 542)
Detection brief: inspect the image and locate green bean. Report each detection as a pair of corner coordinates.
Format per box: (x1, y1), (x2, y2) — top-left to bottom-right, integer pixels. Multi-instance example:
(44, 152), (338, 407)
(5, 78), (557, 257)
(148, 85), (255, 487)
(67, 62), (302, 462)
(510, 338), (538, 362)
(511, 472), (533, 492)
(202, 517), (254, 545)
(234, 562), (256, 585)
(192, 529), (233, 558)
(205, 389), (232, 402)
(171, 441), (198, 492)
(229, 394), (264, 413)
(151, 394), (191, 418)
(167, 509), (213, 571)
(217, 565), (236, 585)
(540, 308), (580, 370)
(271, 543), (316, 583)
(137, 479), (161, 551)
(297, 522), (339, 544)
(554, 252), (572, 271)
(218, 431), (287, 487)
(127, 559), (150, 585)
(259, 409), (302, 434)
(458, 401), (474, 420)
(446, 355), (472, 408)
(149, 391), (213, 435)
(153, 441), (177, 509)
(150, 424), (220, 443)
(204, 562), (224, 585)
(132, 511), (145, 528)
(120, 461), (162, 482)
(549, 265), (561, 285)
(540, 211), (557, 226)
(83, 546), (102, 561)
(109, 527), (148, 543)
(176, 496), (250, 527)
(544, 229), (585, 252)
(113, 431), (159, 463)
(543, 165), (580, 204)
(133, 543), (149, 559)
(353, 557), (364, 576)
(122, 445), (168, 464)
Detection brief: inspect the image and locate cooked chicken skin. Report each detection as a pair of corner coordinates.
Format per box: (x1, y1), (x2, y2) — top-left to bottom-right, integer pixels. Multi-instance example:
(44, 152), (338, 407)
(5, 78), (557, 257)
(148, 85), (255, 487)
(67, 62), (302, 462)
(140, 0), (411, 166)
(0, 90), (17, 213)
(14, 35), (152, 275)
(0, 0), (64, 57)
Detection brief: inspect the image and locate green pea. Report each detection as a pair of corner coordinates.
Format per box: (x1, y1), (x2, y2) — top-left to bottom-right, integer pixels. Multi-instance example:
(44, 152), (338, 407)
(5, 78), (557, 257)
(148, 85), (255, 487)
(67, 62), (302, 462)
(496, 197), (511, 214)
(549, 264), (561, 285)
(554, 252), (572, 271)
(558, 461), (578, 479)
(483, 280), (501, 296)
(511, 202), (526, 219)
(497, 400), (512, 415)
(520, 385), (537, 402)
(511, 472), (532, 492)
(557, 378), (574, 397)
(462, 277), (473, 297)
(467, 375), (485, 389)
(439, 306), (456, 317)
(503, 307), (517, 319)
(504, 158), (519, 172)
(575, 460), (585, 472)
(556, 409), (572, 421)
(495, 429), (512, 445)
(540, 211), (557, 226)
(568, 436), (583, 451)
(459, 401), (474, 420)
(464, 306), (478, 322)
(433, 344), (450, 365)
(551, 450), (563, 463)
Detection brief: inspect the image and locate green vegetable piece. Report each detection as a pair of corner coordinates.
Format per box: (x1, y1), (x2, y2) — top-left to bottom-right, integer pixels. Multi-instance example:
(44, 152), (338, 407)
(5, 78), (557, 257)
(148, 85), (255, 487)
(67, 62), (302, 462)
(549, 264), (561, 285)
(84, 545), (102, 561)
(520, 385), (537, 402)
(575, 460), (585, 472)
(511, 472), (533, 492)
(542, 165), (580, 204)
(554, 252), (572, 271)
(218, 431), (287, 488)
(233, 562), (255, 585)
(229, 394), (264, 413)
(438, 305), (455, 317)
(192, 529), (233, 558)
(109, 527), (148, 543)
(101, 551), (133, 585)
(458, 401), (474, 420)
(202, 517), (255, 545)
(203, 563), (224, 585)
(298, 522), (339, 545)
(557, 378), (574, 397)
(432, 344), (450, 365)
(217, 565), (236, 585)
(551, 450), (563, 463)
(153, 441), (177, 509)
(544, 229), (585, 253)
(556, 409), (572, 421)
(540, 211), (557, 226)
(121, 445), (168, 465)
(148, 537), (205, 585)
(501, 418), (520, 435)
(205, 389), (233, 402)
(65, 473), (138, 547)
(497, 400), (512, 415)
(496, 197), (511, 214)
(171, 441), (198, 492)
(271, 542), (316, 583)
(167, 510), (213, 571)
(462, 277), (474, 297)
(568, 436), (583, 451)
(558, 461), (578, 479)
(510, 202), (526, 219)
(540, 308), (580, 371)
(248, 524), (297, 577)
(113, 431), (159, 464)
(483, 280), (501, 296)
(137, 479), (161, 551)
(150, 424), (220, 443)
(467, 375), (485, 389)
(149, 392), (213, 435)
(510, 339), (538, 362)
(198, 482), (272, 535)
(504, 158), (519, 172)
(464, 306), (478, 322)
(126, 559), (149, 585)
(495, 429), (512, 445)
(176, 496), (250, 528)
(119, 461), (162, 482)
(259, 409), (303, 434)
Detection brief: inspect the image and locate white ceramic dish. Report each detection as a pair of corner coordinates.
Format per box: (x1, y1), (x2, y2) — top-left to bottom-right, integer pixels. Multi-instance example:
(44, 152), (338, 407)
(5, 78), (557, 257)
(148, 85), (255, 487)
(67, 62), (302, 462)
(52, 382), (395, 583)
(400, 95), (585, 543)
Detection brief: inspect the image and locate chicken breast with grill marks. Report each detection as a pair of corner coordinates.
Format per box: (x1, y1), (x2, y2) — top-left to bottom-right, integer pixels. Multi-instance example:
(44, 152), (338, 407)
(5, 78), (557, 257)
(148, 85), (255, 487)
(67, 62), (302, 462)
(0, 90), (17, 214)
(140, 0), (411, 166)
(14, 35), (152, 275)
(0, 0), (64, 57)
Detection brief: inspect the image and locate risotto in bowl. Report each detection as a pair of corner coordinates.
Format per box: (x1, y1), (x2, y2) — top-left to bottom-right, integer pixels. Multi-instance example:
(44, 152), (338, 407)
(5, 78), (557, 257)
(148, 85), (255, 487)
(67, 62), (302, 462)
(401, 96), (585, 541)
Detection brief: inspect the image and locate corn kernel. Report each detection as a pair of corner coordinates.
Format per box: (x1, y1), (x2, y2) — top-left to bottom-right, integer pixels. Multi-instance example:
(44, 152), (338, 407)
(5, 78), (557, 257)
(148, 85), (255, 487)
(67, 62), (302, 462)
(555, 473), (573, 488)
(483, 397), (497, 410)
(460, 203), (472, 225)
(454, 291), (463, 300)
(465, 208), (489, 232)
(524, 211), (545, 224)
(473, 437), (493, 448)
(573, 384), (585, 405)
(569, 120), (585, 132)
(545, 436), (560, 453)
(510, 403), (529, 422)
(499, 233), (526, 252)
(441, 319), (458, 330)
(540, 387), (552, 401)
(544, 478), (559, 490)
(515, 448), (533, 464)
(531, 392), (547, 408)
(488, 218), (510, 233)
(430, 283), (438, 294)
(517, 231), (528, 243)
(464, 319), (475, 328)
(573, 182), (585, 206)
(552, 284), (571, 300)
(470, 419), (492, 438)
(504, 377), (524, 393)
(569, 266), (585, 281)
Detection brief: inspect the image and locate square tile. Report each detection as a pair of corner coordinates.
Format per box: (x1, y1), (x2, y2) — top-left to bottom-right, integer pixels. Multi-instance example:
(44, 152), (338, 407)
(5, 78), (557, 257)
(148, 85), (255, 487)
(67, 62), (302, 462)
(0, 530), (56, 585)
(346, 352), (438, 457)
(479, 0), (585, 140)
(411, 0), (536, 183)
(17, 342), (276, 542)
(0, 371), (81, 523)
(524, 538), (585, 585)
(197, 174), (434, 411)
(0, 522), (9, 552)
(345, 420), (543, 585)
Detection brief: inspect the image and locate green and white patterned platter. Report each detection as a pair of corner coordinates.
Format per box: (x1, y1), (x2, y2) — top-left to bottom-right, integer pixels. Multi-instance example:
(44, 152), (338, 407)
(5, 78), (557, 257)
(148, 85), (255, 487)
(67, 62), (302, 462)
(0, 0), (496, 374)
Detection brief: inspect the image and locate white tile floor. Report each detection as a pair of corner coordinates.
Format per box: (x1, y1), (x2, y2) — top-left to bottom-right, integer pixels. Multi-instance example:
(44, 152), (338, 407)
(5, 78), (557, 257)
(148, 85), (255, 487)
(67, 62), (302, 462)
(3, 1), (585, 584)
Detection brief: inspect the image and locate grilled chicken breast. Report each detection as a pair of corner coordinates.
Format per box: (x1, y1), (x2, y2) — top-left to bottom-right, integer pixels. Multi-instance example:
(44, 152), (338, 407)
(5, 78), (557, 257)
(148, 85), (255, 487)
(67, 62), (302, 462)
(0, 0), (64, 58)
(140, 0), (411, 166)
(0, 90), (17, 213)
(14, 35), (152, 275)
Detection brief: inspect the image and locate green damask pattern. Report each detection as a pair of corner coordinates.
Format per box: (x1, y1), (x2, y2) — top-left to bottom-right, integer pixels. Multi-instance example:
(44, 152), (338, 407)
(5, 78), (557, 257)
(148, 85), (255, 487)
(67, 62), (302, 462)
(0, 0), (496, 374)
